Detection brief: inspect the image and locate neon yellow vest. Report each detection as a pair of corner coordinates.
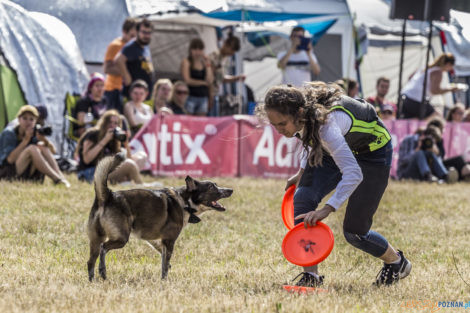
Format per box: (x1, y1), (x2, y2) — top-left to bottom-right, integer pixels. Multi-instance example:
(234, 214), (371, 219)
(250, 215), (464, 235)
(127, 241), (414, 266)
(330, 97), (391, 154)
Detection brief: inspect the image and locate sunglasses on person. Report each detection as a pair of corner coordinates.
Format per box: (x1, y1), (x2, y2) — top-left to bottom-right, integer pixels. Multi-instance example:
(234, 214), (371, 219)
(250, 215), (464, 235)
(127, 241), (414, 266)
(176, 90), (189, 95)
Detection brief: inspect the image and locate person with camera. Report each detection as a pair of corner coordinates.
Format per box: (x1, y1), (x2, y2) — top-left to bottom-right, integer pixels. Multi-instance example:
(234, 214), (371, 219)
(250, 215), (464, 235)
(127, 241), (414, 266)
(277, 26), (321, 87)
(0, 105), (70, 187)
(397, 125), (457, 183)
(75, 110), (143, 184)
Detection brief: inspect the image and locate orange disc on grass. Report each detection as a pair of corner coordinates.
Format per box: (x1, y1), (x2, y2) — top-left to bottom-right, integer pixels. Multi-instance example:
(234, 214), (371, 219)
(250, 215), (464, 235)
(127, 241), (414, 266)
(282, 222), (334, 267)
(281, 185), (295, 230)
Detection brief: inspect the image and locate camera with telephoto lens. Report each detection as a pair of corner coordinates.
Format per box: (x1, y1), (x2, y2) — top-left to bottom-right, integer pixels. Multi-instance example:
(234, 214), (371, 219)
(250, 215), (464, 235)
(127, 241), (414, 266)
(421, 136), (434, 150)
(113, 127), (127, 142)
(35, 124), (52, 136)
(30, 124), (53, 145)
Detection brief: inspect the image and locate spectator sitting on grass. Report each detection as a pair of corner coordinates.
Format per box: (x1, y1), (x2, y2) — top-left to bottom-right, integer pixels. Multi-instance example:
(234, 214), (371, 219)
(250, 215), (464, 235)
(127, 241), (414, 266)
(75, 110), (143, 184)
(397, 125), (458, 183)
(123, 80), (153, 137)
(151, 79), (172, 114)
(0, 105), (70, 187)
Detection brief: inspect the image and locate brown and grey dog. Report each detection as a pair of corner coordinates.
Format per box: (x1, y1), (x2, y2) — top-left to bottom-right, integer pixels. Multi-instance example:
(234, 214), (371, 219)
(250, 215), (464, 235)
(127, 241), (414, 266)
(87, 153), (233, 281)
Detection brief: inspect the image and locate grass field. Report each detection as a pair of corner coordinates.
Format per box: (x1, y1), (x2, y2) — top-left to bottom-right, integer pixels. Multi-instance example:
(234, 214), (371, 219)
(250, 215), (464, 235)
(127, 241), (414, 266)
(0, 175), (469, 313)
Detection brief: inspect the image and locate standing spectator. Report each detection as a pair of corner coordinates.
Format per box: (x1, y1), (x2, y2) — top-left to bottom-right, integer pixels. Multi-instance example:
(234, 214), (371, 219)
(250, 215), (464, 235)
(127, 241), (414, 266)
(166, 81), (190, 115)
(401, 53), (459, 119)
(277, 26), (320, 87)
(75, 110), (143, 184)
(115, 18), (153, 99)
(208, 33), (245, 116)
(0, 105), (70, 187)
(103, 18), (137, 113)
(123, 80), (153, 137)
(73, 73), (108, 138)
(446, 103), (466, 122)
(181, 38), (213, 116)
(151, 79), (172, 114)
(367, 77), (396, 116)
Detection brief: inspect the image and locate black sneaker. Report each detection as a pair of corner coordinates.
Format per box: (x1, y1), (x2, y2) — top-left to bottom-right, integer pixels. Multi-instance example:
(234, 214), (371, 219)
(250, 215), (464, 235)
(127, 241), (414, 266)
(375, 250), (412, 286)
(292, 272), (324, 287)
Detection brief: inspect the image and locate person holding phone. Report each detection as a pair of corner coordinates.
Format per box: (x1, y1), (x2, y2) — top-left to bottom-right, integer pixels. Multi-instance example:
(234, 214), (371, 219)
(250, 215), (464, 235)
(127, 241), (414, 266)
(277, 26), (321, 87)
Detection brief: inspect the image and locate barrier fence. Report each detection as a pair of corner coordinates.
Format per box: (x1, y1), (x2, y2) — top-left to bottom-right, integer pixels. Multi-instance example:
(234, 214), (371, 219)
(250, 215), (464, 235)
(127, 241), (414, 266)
(130, 115), (470, 178)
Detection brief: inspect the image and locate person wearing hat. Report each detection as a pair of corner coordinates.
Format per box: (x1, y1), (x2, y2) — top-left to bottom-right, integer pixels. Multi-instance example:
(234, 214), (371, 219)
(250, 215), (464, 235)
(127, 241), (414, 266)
(0, 105), (70, 187)
(378, 104), (396, 121)
(73, 72), (109, 138)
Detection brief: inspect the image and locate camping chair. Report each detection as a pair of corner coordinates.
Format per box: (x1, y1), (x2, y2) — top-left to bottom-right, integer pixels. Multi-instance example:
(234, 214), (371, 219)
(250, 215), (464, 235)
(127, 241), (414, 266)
(62, 92), (97, 158)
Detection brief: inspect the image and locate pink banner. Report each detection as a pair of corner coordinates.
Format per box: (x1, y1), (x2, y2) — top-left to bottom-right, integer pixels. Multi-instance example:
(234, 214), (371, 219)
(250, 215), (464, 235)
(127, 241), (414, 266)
(131, 115), (239, 177)
(447, 122), (470, 162)
(130, 115), (470, 178)
(238, 116), (302, 178)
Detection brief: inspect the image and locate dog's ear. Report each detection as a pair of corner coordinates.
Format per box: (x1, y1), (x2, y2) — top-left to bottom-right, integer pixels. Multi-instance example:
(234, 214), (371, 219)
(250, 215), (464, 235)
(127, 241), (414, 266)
(185, 176), (197, 192)
(188, 214), (201, 224)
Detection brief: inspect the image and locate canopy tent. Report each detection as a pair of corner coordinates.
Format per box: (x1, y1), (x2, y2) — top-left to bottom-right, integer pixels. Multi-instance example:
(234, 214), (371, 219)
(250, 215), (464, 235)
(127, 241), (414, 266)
(0, 0), (88, 150)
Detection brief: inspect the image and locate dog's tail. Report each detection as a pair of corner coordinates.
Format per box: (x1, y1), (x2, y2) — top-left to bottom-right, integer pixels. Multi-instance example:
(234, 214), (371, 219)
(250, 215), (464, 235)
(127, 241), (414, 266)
(94, 152), (126, 206)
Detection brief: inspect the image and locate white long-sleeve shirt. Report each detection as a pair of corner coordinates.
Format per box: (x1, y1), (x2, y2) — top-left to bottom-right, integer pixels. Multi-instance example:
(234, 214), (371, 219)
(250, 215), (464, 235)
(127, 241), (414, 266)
(299, 110), (363, 210)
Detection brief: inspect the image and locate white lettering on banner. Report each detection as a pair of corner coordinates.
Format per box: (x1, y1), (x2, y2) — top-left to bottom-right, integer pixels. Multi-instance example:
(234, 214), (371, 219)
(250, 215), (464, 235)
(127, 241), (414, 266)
(276, 136), (293, 167)
(172, 123), (183, 165)
(158, 124), (172, 165)
(142, 133), (157, 164)
(182, 134), (210, 164)
(254, 126), (275, 166)
(155, 122), (211, 165)
(253, 126), (300, 168)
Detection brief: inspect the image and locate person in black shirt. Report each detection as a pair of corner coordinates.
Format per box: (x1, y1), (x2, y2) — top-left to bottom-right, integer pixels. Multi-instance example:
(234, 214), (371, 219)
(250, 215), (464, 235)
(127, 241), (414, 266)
(73, 73), (108, 138)
(115, 18), (153, 99)
(181, 38), (213, 116)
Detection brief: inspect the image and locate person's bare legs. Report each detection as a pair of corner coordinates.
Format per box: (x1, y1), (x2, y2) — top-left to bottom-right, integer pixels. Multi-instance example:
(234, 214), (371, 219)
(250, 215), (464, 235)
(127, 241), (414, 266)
(38, 145), (66, 180)
(16, 145), (63, 182)
(108, 159), (143, 184)
(303, 265), (318, 275)
(380, 244), (401, 263)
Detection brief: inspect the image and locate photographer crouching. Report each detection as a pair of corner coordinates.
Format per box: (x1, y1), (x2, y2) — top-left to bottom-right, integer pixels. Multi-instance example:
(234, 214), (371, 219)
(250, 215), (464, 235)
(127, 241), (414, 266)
(397, 125), (458, 183)
(75, 110), (142, 184)
(0, 105), (70, 186)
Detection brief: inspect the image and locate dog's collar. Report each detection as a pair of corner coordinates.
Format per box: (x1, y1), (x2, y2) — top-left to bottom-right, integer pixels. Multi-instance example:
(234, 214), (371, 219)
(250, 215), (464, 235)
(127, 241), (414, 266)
(184, 202), (201, 224)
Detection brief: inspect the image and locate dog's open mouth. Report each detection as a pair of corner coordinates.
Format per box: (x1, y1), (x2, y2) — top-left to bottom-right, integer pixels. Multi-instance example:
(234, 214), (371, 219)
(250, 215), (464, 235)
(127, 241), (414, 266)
(210, 200), (226, 211)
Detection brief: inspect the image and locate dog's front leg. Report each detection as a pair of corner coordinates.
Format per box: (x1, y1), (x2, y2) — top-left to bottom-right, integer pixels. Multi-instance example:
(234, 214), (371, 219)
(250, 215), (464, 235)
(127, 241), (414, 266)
(161, 239), (175, 280)
(146, 239), (163, 255)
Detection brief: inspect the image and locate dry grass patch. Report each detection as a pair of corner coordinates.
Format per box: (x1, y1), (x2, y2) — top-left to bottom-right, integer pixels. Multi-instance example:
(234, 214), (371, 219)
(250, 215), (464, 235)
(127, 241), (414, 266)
(0, 176), (469, 312)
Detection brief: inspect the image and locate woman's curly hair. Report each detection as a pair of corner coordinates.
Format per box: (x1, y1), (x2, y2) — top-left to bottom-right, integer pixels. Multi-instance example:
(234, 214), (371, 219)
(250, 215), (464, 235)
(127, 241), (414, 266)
(258, 82), (344, 166)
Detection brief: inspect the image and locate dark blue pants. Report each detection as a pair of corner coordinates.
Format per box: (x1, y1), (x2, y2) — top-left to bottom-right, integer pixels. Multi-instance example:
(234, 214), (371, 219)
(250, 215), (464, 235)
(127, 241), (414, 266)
(293, 142), (392, 257)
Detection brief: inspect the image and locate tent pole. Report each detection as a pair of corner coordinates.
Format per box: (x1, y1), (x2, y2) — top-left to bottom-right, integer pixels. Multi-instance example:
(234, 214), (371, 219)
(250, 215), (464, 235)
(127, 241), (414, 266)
(238, 9), (245, 115)
(420, 0), (433, 120)
(397, 18), (407, 117)
(420, 19), (433, 120)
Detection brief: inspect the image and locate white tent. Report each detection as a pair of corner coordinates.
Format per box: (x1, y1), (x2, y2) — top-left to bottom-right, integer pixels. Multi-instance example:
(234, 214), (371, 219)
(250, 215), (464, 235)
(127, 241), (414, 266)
(0, 0), (88, 150)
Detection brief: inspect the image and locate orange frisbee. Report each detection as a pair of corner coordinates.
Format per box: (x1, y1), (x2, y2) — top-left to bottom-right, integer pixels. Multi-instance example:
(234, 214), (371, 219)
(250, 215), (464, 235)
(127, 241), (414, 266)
(281, 185), (295, 230)
(282, 222), (334, 267)
(282, 285), (328, 294)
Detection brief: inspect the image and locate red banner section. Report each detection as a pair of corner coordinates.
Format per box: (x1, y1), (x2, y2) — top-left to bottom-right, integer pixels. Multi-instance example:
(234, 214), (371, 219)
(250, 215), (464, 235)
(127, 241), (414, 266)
(131, 115), (239, 177)
(130, 115), (470, 178)
(238, 116), (302, 178)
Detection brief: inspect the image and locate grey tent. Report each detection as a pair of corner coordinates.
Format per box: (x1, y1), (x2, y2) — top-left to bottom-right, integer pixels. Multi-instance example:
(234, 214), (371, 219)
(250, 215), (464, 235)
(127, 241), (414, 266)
(0, 0), (88, 151)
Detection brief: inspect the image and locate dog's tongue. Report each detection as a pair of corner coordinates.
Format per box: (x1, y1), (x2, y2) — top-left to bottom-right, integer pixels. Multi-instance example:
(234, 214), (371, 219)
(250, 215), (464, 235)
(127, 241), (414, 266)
(212, 201), (225, 209)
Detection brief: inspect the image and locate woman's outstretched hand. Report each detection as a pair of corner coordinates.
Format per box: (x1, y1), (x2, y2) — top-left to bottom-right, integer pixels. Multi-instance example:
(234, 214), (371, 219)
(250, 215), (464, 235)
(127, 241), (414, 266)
(295, 204), (335, 228)
(285, 168), (304, 190)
